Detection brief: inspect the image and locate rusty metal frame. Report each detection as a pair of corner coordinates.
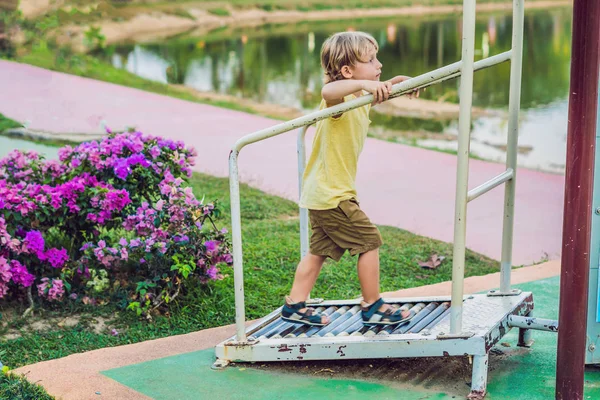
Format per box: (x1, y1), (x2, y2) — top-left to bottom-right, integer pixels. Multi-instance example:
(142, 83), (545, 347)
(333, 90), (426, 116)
(215, 292), (535, 396)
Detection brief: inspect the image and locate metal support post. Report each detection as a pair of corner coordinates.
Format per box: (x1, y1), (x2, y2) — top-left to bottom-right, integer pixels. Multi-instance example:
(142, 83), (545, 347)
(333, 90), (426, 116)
(450, 0), (476, 335)
(498, 0), (525, 295)
(229, 151), (248, 343)
(514, 311), (535, 348)
(297, 126), (310, 258)
(556, 0), (600, 397)
(469, 354), (489, 399)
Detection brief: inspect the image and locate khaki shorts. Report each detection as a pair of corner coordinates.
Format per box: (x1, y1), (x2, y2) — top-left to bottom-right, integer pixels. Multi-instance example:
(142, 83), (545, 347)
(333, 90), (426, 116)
(309, 199), (383, 261)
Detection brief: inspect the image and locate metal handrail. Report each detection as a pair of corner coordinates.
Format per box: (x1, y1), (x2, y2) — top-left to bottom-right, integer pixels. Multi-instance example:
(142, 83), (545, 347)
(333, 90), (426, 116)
(448, 0), (524, 334)
(228, 2), (523, 340)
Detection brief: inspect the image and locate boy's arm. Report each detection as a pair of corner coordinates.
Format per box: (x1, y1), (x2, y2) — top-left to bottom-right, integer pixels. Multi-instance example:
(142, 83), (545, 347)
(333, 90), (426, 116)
(322, 79), (393, 108)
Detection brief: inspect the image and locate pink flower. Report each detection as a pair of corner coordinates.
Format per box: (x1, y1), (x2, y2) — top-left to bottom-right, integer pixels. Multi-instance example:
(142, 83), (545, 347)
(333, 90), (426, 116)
(10, 261), (35, 287)
(0, 256), (12, 282)
(0, 281), (9, 298)
(48, 279), (65, 300)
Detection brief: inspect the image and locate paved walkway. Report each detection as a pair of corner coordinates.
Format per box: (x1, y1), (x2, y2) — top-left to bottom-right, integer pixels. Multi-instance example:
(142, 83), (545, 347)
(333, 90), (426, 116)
(0, 60), (565, 265)
(15, 260), (600, 400)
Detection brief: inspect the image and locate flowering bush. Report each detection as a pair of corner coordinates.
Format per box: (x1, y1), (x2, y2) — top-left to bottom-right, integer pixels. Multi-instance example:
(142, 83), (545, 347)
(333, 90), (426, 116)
(0, 131), (232, 317)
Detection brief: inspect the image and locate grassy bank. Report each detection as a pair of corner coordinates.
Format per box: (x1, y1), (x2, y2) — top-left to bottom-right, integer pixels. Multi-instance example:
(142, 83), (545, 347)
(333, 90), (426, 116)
(0, 114), (23, 132)
(20, 0), (517, 21)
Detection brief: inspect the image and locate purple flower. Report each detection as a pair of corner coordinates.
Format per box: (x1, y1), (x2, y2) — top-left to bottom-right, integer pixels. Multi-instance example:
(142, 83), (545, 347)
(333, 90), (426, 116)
(45, 248), (69, 268)
(127, 154), (151, 168)
(207, 265), (218, 280)
(174, 235), (189, 243)
(204, 240), (218, 253)
(24, 230), (45, 256)
(113, 159), (129, 180)
(149, 146), (161, 159)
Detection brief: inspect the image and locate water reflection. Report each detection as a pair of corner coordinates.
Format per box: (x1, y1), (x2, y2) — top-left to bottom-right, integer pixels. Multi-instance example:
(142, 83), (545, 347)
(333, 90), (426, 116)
(107, 8), (572, 172)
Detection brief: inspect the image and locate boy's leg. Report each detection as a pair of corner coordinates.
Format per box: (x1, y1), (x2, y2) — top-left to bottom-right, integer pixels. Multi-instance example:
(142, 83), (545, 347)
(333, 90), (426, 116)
(289, 252), (327, 302)
(357, 248), (410, 318)
(287, 252), (329, 324)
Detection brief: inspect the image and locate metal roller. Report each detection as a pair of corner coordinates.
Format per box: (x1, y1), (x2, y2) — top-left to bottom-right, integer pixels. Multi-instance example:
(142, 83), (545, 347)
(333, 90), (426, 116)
(251, 318), (286, 339)
(423, 307), (451, 331)
(407, 302), (450, 333)
(392, 302), (439, 335)
(316, 306), (361, 337)
(337, 318), (365, 337)
(297, 306), (350, 338)
(323, 308), (363, 337)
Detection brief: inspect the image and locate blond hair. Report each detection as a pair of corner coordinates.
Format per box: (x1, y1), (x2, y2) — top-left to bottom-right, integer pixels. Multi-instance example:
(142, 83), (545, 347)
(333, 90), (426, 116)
(320, 31), (379, 84)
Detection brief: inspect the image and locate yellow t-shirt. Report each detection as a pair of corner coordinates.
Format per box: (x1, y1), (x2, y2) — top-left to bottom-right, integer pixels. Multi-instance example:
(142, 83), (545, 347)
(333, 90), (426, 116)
(299, 93), (371, 210)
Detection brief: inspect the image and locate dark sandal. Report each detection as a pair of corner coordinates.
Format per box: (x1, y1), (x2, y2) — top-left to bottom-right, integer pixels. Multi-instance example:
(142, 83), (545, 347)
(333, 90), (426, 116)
(281, 297), (328, 326)
(361, 298), (413, 326)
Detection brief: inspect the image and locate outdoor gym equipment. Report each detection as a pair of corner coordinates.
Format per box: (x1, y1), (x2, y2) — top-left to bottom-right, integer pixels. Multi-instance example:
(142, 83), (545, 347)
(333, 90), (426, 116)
(214, 1), (566, 398)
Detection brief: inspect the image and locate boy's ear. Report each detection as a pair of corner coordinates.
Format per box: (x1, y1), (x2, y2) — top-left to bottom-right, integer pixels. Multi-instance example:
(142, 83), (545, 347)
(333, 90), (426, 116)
(341, 65), (353, 79)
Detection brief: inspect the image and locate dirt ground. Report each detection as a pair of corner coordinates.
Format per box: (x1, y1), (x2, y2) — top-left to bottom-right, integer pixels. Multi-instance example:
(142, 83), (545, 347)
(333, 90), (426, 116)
(238, 344), (527, 397)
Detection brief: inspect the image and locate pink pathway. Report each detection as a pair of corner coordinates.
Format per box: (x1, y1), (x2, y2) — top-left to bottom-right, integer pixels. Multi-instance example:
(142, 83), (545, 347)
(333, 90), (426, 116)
(0, 60), (565, 265)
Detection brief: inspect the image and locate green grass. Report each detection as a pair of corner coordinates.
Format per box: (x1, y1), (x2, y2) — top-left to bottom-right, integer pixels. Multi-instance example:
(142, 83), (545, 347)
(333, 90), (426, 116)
(0, 172), (500, 371)
(208, 8), (231, 17)
(0, 373), (54, 400)
(0, 114), (23, 132)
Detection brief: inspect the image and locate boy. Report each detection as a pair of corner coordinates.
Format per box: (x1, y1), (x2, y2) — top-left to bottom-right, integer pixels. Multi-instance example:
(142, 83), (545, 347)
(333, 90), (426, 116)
(281, 31), (417, 327)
